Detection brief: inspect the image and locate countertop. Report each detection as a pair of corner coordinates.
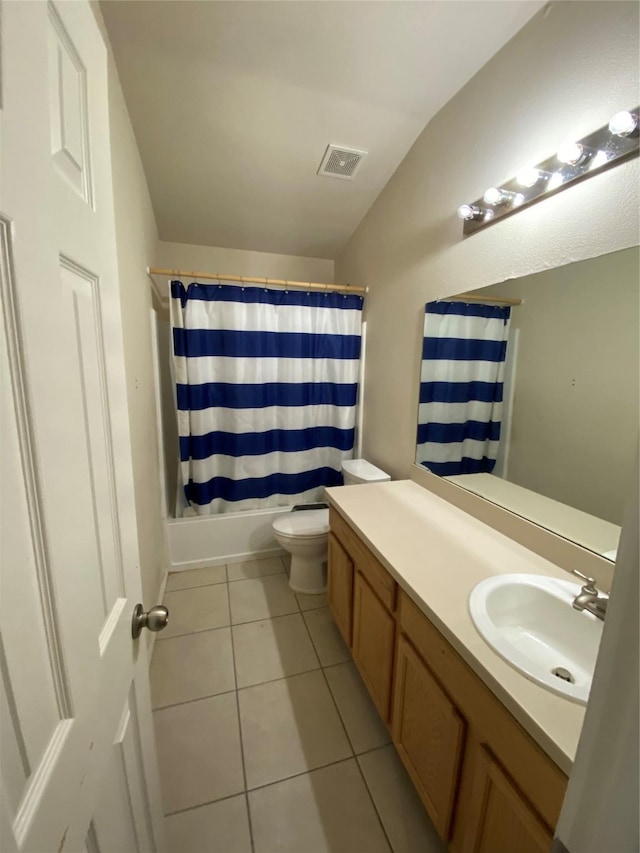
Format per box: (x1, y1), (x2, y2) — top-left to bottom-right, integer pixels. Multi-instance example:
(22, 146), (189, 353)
(325, 479), (587, 777)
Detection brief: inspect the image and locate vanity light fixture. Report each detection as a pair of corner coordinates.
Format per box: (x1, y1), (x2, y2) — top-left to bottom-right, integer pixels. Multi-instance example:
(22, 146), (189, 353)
(457, 106), (639, 236)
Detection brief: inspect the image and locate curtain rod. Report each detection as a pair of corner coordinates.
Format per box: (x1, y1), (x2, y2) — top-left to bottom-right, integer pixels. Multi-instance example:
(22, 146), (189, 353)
(447, 292), (522, 306)
(147, 267), (368, 295)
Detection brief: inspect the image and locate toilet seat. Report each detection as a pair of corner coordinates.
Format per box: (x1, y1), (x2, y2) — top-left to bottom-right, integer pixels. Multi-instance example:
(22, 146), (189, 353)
(272, 509), (330, 539)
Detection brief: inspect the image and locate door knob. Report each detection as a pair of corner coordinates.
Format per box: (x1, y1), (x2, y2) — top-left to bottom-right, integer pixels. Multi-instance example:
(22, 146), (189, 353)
(132, 603), (169, 639)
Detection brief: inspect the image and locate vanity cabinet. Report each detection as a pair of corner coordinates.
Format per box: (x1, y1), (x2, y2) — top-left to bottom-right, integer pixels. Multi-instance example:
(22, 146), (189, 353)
(327, 506), (568, 852)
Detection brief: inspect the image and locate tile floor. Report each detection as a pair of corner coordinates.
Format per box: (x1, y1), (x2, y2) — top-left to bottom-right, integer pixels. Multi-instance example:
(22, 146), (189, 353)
(151, 556), (446, 853)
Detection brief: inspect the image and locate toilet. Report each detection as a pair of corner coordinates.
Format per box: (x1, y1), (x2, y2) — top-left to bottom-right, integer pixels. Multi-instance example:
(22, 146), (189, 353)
(272, 459), (390, 594)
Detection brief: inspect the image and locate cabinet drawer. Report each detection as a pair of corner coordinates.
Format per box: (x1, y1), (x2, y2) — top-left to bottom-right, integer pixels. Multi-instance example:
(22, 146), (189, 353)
(329, 507), (396, 611)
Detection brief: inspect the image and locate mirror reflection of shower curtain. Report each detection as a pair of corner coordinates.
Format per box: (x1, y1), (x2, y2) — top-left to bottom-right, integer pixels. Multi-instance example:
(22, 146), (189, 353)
(416, 301), (511, 475)
(170, 280), (364, 515)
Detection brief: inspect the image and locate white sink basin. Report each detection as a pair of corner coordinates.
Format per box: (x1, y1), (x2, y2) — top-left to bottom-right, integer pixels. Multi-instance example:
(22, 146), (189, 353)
(469, 574), (604, 704)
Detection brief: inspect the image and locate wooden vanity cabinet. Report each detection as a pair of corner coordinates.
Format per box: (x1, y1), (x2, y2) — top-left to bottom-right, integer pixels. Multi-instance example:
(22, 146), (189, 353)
(327, 506), (568, 851)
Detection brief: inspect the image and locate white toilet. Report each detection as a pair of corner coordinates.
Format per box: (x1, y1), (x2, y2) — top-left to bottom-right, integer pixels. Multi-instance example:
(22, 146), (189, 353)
(272, 459), (390, 594)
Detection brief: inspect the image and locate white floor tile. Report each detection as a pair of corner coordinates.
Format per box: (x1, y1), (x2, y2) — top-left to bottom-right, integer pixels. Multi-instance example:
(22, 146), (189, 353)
(325, 661), (391, 754)
(151, 628), (235, 708)
(232, 613), (320, 688)
(227, 556), (285, 582)
(238, 669), (352, 789)
(295, 591), (328, 611)
(303, 606), (351, 666)
(166, 564), (227, 591)
(358, 745), (446, 853)
(165, 796), (252, 853)
(154, 693), (244, 814)
(162, 584), (230, 639)
(229, 573), (298, 625)
(249, 759), (391, 853)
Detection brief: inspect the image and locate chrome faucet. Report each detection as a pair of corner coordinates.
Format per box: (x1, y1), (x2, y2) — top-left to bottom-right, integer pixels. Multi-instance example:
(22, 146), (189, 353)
(571, 570), (608, 621)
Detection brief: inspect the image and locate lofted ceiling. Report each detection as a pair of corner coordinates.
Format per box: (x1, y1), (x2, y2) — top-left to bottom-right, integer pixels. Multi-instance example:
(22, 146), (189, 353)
(102, 1), (544, 259)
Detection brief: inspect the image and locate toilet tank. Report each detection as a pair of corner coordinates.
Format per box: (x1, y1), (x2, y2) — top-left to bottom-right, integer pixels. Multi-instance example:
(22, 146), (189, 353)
(341, 459), (390, 485)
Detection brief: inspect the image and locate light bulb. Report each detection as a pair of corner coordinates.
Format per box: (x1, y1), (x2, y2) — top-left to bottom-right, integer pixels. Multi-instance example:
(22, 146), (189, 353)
(589, 150), (610, 170)
(483, 187), (504, 205)
(512, 193), (526, 208)
(557, 142), (584, 165)
(516, 167), (541, 188)
(457, 204), (481, 221)
(547, 172), (564, 191)
(608, 110), (637, 137)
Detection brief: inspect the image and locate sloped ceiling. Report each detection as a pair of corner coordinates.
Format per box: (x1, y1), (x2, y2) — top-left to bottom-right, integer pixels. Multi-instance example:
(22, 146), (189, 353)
(102, 0), (543, 258)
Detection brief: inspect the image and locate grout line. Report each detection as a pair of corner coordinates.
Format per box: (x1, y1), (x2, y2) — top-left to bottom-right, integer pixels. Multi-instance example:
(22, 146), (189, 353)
(300, 612), (395, 851)
(156, 605), (309, 641)
(354, 750), (395, 853)
(164, 578), (228, 593)
(298, 606), (355, 758)
(245, 755), (356, 794)
(163, 755), (359, 820)
(227, 569), (286, 583)
(164, 788), (247, 818)
(225, 580), (256, 853)
(152, 686), (237, 713)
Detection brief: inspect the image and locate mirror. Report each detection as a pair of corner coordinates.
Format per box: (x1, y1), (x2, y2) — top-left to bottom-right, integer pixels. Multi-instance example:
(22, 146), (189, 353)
(415, 246), (639, 560)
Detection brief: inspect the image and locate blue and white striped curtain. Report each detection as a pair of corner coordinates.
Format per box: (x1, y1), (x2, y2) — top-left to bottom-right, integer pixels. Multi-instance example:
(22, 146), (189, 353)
(416, 301), (511, 476)
(170, 281), (364, 514)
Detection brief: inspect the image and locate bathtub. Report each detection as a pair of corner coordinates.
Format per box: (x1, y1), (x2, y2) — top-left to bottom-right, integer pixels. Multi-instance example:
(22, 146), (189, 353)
(167, 505), (290, 571)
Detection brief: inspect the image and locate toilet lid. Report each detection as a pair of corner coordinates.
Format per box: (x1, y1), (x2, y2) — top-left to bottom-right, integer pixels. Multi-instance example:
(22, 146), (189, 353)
(273, 509), (330, 537)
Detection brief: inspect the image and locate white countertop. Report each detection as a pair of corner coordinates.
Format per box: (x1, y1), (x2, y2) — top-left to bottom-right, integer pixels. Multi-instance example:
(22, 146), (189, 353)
(325, 479), (586, 776)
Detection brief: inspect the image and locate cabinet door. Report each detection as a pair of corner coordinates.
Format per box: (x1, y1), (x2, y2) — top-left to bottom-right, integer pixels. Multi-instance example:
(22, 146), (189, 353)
(463, 746), (551, 853)
(327, 533), (354, 646)
(352, 571), (396, 721)
(392, 634), (466, 840)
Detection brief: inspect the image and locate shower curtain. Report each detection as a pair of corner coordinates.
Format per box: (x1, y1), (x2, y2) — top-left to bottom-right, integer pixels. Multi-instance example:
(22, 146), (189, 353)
(171, 280), (364, 514)
(416, 300), (511, 476)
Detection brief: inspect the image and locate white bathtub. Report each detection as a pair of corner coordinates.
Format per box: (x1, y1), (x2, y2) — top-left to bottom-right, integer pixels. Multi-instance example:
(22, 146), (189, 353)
(167, 505), (290, 571)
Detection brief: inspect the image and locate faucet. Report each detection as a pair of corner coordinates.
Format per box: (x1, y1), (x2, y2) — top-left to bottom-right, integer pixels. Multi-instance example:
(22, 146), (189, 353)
(571, 570), (608, 621)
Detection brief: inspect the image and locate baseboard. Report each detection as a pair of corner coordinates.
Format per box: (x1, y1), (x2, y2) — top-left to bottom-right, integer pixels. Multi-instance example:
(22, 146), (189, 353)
(169, 546), (286, 572)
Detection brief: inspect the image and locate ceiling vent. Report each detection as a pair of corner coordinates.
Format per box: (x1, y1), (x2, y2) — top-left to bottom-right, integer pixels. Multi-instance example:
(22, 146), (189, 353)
(317, 144), (368, 180)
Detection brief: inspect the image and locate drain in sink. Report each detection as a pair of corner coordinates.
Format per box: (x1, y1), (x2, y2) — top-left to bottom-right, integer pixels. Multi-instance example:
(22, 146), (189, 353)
(551, 666), (575, 683)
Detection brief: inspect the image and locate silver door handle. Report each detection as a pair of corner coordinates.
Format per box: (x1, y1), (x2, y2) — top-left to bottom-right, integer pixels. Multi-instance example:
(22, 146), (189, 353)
(132, 603), (169, 639)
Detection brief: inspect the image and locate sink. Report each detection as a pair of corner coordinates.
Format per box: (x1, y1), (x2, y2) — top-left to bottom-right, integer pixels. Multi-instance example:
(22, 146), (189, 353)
(469, 574), (604, 704)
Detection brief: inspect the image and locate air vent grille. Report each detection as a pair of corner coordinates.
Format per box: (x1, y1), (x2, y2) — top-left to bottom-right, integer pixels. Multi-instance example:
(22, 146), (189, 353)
(317, 144), (368, 180)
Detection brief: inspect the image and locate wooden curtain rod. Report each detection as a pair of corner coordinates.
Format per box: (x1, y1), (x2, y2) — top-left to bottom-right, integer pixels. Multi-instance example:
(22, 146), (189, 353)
(147, 267), (368, 295)
(448, 292), (522, 307)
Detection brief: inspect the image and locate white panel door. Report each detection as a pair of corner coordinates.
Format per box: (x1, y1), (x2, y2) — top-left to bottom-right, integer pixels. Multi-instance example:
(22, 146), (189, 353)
(0, 2), (166, 851)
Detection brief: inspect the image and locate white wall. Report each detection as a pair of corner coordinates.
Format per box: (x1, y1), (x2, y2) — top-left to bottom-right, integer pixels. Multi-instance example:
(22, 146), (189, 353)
(335, 1), (639, 480)
(156, 240), (334, 293)
(106, 55), (168, 607)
